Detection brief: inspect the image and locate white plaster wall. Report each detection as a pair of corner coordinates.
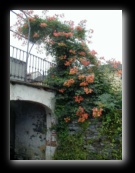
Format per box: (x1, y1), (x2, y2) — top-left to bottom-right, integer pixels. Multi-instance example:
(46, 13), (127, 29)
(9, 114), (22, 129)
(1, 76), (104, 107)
(10, 83), (55, 111)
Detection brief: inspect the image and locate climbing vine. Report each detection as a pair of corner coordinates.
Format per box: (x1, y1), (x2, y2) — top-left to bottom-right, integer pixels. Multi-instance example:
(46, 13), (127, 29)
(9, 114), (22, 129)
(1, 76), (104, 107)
(13, 10), (122, 160)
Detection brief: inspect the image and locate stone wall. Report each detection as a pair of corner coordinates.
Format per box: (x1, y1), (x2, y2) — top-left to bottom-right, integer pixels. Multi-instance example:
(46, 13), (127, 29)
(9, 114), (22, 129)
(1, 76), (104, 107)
(68, 118), (121, 160)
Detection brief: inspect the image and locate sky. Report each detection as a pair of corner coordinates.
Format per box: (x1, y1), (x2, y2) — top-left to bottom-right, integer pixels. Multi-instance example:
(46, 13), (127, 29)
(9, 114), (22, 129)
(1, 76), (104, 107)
(10, 10), (122, 63)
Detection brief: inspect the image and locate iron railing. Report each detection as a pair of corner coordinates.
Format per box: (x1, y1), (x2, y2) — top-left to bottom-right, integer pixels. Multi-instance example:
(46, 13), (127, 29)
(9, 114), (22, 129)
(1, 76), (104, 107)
(10, 10), (56, 84)
(10, 45), (56, 83)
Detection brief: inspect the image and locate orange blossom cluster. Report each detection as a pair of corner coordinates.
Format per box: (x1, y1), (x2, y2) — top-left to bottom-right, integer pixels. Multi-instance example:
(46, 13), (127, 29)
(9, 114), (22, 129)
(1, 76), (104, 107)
(76, 106), (89, 122)
(53, 30), (73, 38)
(74, 95), (84, 103)
(63, 79), (75, 87)
(92, 107), (103, 118)
(69, 67), (78, 75)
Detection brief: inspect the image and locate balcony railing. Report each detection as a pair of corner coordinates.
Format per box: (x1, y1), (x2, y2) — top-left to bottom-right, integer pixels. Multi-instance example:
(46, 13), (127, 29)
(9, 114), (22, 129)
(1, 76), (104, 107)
(10, 45), (56, 84)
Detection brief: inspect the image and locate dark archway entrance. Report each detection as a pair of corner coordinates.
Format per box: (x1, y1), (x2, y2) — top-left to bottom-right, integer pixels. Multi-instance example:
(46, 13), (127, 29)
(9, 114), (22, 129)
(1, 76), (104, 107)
(10, 100), (47, 160)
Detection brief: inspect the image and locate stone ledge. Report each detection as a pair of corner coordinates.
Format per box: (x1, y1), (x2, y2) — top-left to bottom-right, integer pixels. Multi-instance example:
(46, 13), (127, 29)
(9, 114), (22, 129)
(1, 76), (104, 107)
(10, 79), (56, 92)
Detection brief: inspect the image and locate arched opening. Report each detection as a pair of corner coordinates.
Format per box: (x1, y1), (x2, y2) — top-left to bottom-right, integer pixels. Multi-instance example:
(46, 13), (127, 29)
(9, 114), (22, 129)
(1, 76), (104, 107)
(10, 100), (49, 160)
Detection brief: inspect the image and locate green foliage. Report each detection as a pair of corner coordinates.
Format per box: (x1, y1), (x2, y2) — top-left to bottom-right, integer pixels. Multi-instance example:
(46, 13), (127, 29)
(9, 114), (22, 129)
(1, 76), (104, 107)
(98, 109), (122, 160)
(53, 132), (88, 160)
(17, 13), (122, 160)
(91, 67), (122, 159)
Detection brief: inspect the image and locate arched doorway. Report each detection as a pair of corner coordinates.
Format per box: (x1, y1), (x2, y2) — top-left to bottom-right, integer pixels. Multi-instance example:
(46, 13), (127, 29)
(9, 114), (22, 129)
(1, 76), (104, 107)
(10, 100), (47, 160)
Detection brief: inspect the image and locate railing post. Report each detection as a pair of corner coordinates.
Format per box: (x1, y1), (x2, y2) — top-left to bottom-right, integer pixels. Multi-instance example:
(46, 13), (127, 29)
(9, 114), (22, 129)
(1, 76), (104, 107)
(20, 10), (31, 82)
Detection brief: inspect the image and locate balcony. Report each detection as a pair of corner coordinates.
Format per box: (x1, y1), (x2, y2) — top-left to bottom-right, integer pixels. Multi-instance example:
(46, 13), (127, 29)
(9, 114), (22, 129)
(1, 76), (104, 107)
(10, 45), (56, 85)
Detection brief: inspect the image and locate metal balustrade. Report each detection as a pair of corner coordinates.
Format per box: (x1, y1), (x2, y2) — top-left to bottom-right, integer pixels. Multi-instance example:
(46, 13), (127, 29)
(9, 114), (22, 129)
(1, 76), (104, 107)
(10, 45), (56, 84)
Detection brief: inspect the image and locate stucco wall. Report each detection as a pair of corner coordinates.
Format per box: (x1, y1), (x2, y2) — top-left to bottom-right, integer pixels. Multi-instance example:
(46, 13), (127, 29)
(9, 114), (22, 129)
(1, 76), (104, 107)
(10, 82), (55, 111)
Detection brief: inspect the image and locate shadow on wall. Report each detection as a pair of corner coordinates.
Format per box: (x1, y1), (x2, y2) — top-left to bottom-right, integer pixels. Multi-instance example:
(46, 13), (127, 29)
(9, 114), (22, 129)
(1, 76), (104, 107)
(10, 100), (48, 160)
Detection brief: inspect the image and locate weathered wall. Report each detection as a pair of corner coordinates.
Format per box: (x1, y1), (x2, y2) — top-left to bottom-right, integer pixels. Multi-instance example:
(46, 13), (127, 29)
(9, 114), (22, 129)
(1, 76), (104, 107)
(10, 82), (57, 160)
(10, 82), (55, 111)
(68, 118), (121, 159)
(10, 101), (47, 160)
